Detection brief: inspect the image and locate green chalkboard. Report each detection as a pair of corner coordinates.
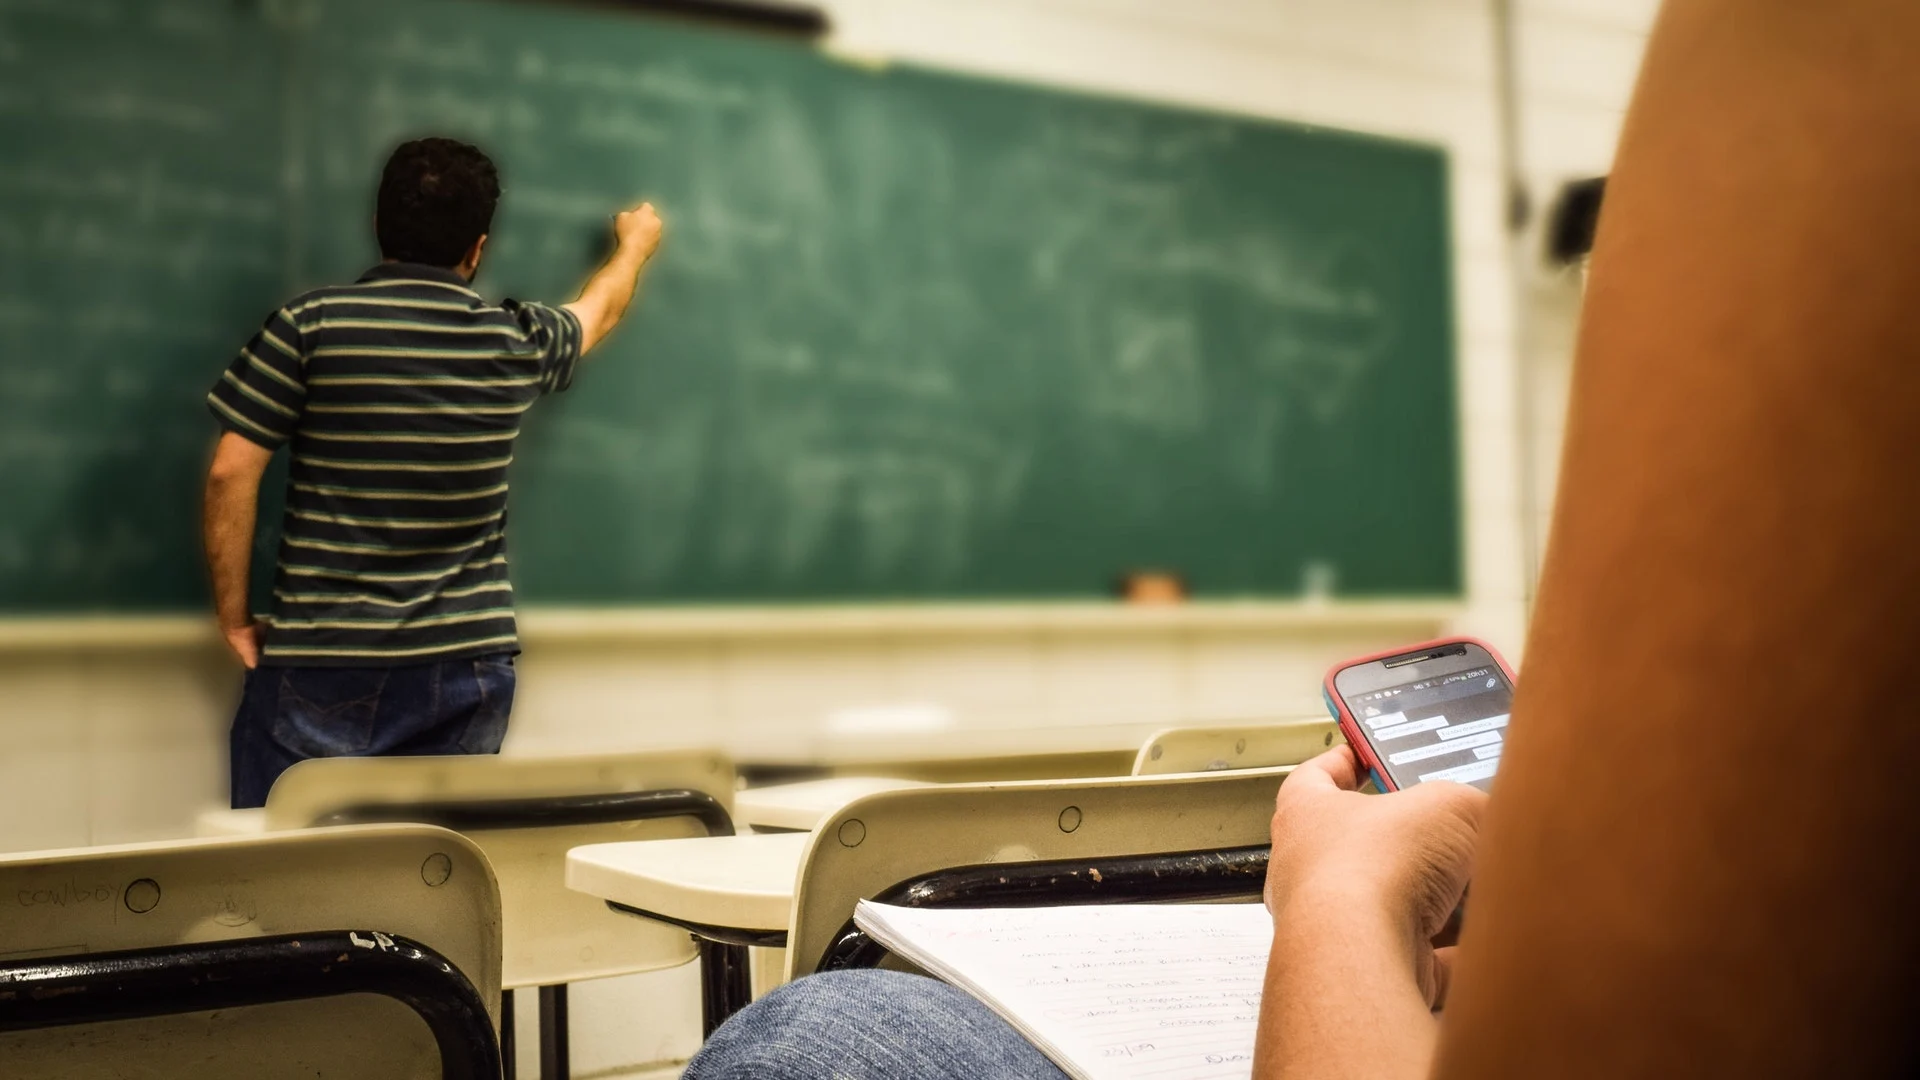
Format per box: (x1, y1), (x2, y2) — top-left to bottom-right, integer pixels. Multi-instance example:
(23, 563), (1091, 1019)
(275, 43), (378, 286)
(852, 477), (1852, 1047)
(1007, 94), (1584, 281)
(0, 0), (1459, 611)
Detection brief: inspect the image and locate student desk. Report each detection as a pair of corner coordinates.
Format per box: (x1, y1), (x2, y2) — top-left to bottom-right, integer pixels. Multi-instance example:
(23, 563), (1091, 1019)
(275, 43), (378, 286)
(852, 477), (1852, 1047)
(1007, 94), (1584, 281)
(196, 807), (268, 836)
(568, 832), (805, 941)
(736, 721), (1167, 784)
(568, 832), (806, 1032)
(570, 766), (1292, 1034)
(734, 777), (934, 831)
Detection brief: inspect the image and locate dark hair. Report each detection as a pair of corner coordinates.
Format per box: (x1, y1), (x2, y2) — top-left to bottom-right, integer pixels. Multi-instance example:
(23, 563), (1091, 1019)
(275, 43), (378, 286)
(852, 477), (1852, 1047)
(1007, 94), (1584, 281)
(375, 138), (501, 267)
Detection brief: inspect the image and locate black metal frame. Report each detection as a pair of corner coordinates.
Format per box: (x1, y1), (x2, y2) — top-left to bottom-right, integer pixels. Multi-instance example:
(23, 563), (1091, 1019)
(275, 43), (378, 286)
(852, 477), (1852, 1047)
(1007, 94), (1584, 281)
(314, 788), (735, 1080)
(605, 902), (789, 950)
(602, 901), (778, 1037)
(596, 0), (829, 37)
(0, 930), (500, 1079)
(312, 789), (734, 838)
(817, 845), (1271, 972)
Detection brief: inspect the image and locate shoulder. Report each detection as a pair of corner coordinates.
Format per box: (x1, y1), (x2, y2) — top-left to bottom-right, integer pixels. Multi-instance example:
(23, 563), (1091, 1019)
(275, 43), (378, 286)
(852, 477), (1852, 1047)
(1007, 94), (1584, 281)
(500, 298), (583, 341)
(281, 284), (365, 324)
(501, 298), (580, 326)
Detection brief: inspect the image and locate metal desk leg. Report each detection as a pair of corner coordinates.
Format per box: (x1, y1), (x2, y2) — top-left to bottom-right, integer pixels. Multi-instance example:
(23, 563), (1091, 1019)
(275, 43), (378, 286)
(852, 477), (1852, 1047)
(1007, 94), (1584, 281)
(698, 940), (752, 1035)
(538, 984), (569, 1079)
(603, 902), (779, 1039)
(501, 989), (517, 1080)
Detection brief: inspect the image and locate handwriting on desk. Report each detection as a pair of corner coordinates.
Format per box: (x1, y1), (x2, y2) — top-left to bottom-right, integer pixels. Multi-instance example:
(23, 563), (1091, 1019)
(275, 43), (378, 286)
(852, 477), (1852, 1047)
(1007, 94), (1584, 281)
(865, 903), (1273, 1080)
(17, 880), (116, 908)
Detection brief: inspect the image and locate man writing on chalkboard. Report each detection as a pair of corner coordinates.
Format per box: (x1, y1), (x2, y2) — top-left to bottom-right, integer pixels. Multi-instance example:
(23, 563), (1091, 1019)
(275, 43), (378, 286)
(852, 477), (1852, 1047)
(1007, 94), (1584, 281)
(200, 137), (662, 808)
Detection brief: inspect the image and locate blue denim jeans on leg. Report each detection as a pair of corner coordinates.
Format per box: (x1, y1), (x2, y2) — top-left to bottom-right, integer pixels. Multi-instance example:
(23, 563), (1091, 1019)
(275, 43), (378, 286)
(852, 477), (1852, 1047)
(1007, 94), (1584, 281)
(683, 970), (1069, 1080)
(228, 653), (516, 809)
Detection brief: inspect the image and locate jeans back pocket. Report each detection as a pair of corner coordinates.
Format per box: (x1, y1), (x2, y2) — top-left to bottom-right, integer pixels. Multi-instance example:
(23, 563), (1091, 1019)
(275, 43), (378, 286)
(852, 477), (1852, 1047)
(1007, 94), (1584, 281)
(457, 656), (516, 754)
(271, 668), (388, 757)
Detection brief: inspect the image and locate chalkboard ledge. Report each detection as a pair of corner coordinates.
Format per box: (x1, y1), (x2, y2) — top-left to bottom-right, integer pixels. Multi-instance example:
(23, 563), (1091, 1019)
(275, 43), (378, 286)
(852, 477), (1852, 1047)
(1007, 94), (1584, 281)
(0, 602), (1458, 651)
(513, 601), (1460, 641)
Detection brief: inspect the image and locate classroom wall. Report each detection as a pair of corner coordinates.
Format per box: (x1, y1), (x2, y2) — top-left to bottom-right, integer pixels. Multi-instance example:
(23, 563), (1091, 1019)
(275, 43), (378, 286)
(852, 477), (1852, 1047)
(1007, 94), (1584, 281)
(1511, 0), (1659, 581)
(0, 0), (1661, 1075)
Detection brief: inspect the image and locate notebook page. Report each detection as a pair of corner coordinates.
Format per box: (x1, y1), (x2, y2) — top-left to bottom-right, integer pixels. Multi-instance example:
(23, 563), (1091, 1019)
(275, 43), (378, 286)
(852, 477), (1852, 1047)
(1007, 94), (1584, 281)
(856, 902), (1272, 1080)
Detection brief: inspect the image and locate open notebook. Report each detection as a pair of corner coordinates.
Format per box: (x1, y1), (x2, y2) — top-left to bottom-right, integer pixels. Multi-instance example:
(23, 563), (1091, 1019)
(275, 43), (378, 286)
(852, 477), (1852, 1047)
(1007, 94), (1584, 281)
(854, 901), (1273, 1080)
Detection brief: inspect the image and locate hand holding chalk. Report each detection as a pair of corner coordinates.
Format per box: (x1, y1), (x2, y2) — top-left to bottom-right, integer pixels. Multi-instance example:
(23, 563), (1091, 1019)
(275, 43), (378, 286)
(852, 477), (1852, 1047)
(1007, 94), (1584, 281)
(612, 202), (664, 260)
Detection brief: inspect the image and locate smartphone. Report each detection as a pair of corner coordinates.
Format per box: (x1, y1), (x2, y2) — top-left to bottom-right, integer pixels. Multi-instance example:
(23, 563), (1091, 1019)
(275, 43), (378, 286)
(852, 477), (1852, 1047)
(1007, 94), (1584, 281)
(1323, 637), (1516, 793)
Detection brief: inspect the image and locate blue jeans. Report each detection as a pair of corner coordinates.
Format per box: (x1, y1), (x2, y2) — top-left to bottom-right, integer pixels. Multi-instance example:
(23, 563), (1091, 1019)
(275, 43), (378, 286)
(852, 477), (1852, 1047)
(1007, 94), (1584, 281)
(228, 655), (516, 809)
(684, 970), (1068, 1080)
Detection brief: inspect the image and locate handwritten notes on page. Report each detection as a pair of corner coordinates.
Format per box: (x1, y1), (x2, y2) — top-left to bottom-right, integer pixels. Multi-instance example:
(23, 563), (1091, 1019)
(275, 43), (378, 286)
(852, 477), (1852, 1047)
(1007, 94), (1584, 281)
(854, 901), (1273, 1080)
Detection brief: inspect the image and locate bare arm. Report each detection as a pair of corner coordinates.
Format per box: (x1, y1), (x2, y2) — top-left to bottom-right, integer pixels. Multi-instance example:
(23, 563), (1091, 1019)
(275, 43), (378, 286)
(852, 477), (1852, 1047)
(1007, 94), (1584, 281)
(1436, 1), (1920, 1075)
(1257, 1), (1920, 1077)
(564, 202), (663, 354)
(202, 431), (275, 668)
(1257, 746), (1484, 1080)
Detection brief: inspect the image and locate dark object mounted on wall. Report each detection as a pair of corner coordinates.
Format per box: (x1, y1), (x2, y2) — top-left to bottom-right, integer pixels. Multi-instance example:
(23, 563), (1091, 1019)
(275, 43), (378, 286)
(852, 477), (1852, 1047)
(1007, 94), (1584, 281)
(570, 0), (829, 37)
(1546, 177), (1606, 266)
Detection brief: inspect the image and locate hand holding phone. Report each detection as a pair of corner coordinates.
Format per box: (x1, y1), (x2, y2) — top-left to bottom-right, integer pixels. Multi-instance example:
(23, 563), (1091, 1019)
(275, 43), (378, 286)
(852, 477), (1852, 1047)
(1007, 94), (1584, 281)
(1324, 637), (1516, 793)
(1264, 740), (1485, 1008)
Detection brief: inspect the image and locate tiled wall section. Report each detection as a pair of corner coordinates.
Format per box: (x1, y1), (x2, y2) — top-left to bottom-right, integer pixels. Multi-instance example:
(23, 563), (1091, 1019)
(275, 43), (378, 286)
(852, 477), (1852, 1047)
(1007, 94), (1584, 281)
(0, 0), (1668, 1075)
(1512, 0), (1658, 577)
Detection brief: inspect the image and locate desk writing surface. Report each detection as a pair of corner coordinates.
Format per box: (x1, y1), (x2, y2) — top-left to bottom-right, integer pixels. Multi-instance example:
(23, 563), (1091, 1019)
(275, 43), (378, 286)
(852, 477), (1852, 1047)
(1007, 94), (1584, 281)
(567, 832), (807, 932)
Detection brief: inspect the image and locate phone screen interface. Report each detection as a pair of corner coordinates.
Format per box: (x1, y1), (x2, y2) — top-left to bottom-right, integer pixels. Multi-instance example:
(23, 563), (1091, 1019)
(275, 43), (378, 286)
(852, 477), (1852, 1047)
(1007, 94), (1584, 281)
(1350, 665), (1513, 792)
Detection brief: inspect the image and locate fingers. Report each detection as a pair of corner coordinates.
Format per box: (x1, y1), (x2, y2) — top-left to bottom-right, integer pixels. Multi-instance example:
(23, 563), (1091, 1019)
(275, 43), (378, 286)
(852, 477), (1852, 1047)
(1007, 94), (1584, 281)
(1285, 744), (1364, 794)
(227, 637), (258, 670)
(1402, 777), (1491, 826)
(614, 203), (665, 254)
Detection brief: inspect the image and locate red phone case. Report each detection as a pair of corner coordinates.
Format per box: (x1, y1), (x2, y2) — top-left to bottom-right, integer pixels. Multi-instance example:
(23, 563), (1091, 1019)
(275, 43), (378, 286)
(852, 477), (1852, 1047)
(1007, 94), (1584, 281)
(1322, 636), (1517, 791)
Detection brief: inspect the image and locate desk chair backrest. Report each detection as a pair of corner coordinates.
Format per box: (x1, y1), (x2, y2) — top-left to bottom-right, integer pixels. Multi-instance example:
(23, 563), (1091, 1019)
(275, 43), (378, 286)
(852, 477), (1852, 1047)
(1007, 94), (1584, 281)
(1132, 719), (1340, 775)
(785, 767), (1290, 978)
(265, 750), (735, 989)
(0, 825), (500, 1078)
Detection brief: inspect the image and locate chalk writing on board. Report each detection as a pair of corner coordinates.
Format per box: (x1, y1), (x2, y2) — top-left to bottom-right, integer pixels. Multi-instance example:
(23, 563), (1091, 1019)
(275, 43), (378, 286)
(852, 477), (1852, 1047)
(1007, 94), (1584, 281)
(372, 25), (492, 76)
(33, 523), (162, 585)
(0, 0), (116, 23)
(523, 53), (753, 109)
(1086, 310), (1204, 434)
(63, 90), (217, 134)
(527, 411), (709, 581)
(23, 211), (275, 278)
(0, 163), (276, 223)
(152, 1), (226, 40)
(573, 103), (671, 148)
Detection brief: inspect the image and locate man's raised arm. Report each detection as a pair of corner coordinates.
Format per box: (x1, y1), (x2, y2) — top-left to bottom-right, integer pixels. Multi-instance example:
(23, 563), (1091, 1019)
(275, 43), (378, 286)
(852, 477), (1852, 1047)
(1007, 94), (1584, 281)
(565, 202), (664, 355)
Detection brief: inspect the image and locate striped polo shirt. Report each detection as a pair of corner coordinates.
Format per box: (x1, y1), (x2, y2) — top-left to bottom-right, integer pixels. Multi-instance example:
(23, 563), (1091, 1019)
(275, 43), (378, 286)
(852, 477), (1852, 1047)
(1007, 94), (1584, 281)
(206, 262), (582, 667)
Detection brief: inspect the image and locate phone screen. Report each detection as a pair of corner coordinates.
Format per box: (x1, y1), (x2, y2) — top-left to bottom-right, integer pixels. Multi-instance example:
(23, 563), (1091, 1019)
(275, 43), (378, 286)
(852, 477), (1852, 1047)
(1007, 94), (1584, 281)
(1339, 651), (1513, 792)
